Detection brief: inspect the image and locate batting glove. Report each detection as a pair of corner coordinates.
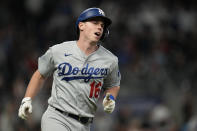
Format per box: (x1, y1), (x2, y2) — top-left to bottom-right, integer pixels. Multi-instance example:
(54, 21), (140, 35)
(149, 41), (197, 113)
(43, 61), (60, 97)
(18, 97), (32, 120)
(102, 93), (115, 113)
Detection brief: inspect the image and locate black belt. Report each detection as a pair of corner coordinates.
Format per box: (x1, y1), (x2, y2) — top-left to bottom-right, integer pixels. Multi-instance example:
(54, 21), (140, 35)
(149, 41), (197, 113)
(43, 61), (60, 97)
(55, 108), (93, 124)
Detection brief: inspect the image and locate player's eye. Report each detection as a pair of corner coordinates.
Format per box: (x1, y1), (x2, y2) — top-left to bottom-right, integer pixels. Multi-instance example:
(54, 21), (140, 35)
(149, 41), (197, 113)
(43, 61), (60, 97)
(92, 21), (104, 28)
(92, 21), (98, 24)
(101, 24), (104, 28)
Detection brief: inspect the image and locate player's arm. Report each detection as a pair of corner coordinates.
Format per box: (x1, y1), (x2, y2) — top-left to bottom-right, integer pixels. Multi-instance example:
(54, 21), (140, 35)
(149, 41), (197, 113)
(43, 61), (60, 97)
(102, 58), (121, 114)
(105, 86), (120, 99)
(24, 69), (46, 98)
(18, 47), (54, 120)
(18, 69), (46, 120)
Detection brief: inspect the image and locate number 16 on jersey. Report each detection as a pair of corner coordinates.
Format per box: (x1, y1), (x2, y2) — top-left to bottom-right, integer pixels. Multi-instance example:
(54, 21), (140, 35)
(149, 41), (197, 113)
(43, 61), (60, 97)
(89, 81), (102, 98)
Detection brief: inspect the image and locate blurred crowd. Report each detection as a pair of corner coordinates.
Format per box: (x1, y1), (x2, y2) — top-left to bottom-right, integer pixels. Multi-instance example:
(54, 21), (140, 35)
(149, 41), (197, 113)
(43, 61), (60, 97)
(1, 0), (197, 131)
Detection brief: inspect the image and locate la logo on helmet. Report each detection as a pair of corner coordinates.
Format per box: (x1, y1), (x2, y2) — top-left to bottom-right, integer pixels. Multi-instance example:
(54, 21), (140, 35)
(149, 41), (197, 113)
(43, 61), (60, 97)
(98, 9), (105, 16)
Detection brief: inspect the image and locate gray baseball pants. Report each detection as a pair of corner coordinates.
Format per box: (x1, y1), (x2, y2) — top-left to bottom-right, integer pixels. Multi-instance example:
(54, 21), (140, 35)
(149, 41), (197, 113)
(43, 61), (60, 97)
(41, 106), (91, 131)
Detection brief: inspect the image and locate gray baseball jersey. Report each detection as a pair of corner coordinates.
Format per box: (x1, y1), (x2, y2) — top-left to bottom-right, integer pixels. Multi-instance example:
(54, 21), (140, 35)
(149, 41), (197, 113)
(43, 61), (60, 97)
(38, 41), (121, 117)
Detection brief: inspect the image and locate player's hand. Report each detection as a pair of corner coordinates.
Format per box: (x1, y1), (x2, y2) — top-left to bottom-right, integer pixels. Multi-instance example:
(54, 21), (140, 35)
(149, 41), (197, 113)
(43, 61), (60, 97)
(18, 97), (32, 120)
(102, 93), (115, 113)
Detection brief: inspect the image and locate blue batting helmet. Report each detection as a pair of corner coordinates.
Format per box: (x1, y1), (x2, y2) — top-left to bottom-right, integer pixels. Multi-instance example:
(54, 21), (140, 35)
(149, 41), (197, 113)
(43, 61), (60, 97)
(76, 8), (112, 41)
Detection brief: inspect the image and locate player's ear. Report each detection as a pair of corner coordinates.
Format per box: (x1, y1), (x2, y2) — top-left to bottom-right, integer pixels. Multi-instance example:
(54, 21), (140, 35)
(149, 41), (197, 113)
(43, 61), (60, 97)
(78, 22), (85, 31)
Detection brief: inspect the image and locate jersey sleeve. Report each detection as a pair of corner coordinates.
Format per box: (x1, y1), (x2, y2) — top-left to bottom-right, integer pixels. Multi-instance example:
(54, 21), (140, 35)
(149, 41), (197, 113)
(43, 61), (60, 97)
(103, 59), (121, 89)
(38, 47), (55, 77)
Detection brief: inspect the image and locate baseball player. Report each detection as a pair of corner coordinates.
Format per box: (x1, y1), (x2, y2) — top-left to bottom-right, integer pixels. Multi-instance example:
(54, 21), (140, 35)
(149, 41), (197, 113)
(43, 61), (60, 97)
(18, 7), (121, 131)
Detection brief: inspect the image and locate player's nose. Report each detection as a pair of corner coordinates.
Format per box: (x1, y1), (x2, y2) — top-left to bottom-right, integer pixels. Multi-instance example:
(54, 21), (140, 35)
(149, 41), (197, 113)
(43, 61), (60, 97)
(97, 24), (104, 31)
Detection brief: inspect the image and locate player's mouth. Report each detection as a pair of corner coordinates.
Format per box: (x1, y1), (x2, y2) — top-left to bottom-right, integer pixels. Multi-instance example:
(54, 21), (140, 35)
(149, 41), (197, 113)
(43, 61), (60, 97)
(94, 32), (101, 37)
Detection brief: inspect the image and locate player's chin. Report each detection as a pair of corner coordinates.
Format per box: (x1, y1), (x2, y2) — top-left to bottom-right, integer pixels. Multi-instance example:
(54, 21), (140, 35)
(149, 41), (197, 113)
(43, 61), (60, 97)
(91, 38), (100, 43)
(94, 36), (101, 42)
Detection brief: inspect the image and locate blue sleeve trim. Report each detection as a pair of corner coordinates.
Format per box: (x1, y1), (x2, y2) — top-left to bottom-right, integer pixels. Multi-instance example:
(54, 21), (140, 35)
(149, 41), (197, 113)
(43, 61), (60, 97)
(104, 94), (115, 100)
(109, 94), (115, 100)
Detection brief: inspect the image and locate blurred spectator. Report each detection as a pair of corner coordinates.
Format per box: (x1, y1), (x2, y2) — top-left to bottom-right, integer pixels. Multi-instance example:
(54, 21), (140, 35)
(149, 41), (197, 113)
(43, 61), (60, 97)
(150, 103), (172, 131)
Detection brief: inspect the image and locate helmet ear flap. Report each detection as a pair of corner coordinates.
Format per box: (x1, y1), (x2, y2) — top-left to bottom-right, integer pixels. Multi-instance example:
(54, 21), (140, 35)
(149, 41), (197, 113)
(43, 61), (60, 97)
(100, 28), (109, 42)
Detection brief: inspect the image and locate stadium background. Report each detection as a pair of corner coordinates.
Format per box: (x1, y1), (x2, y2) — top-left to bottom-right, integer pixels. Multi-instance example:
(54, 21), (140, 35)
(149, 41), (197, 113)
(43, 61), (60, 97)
(0, 0), (197, 130)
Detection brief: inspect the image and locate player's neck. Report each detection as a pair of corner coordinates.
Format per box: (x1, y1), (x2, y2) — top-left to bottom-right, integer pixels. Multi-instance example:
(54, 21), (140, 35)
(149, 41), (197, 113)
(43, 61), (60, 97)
(77, 39), (99, 56)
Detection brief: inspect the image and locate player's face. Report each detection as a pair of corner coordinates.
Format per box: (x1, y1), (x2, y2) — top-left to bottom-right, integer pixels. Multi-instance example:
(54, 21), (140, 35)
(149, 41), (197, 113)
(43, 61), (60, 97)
(80, 18), (104, 42)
